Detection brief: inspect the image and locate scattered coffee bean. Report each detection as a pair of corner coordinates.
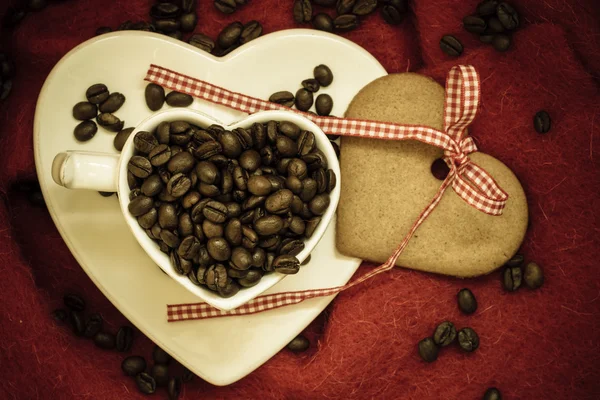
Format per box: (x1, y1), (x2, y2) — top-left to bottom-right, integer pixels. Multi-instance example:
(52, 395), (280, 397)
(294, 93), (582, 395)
(218, 21), (243, 48)
(240, 20), (262, 44)
(94, 331), (116, 349)
(492, 34), (511, 52)
(457, 327), (479, 352)
(505, 253), (524, 267)
(153, 345), (172, 365)
(295, 89), (314, 111)
(433, 321), (457, 347)
(122, 356), (146, 376)
(534, 111), (551, 134)
(336, 0), (356, 15)
(418, 338), (439, 362)
(352, 0), (377, 16)
(83, 313), (103, 338)
(135, 372), (157, 395)
(116, 326), (134, 352)
(463, 15), (487, 33)
(64, 293), (85, 312)
(189, 33), (215, 53)
(487, 17), (505, 33)
(97, 113), (124, 132)
(269, 91), (295, 107)
(440, 35), (463, 57)
(524, 262), (544, 289)
(72, 102), (98, 121)
(74, 120), (98, 142)
(152, 364), (170, 387)
(145, 83), (165, 111)
(287, 334), (310, 352)
(496, 2), (519, 30)
(312, 13), (334, 32)
(69, 311), (85, 336)
(179, 12), (197, 32)
(293, 0), (312, 23)
(86, 83), (109, 104)
(502, 265), (522, 291)
(313, 64), (333, 87)
(301, 79), (320, 93)
(381, 3), (405, 25)
(483, 387), (502, 400)
(165, 91), (193, 107)
(114, 127), (135, 152)
(315, 94), (333, 116)
(168, 377), (182, 400)
(214, 0), (237, 14)
(99, 92), (125, 113)
(333, 14), (359, 32)
(477, 0), (499, 16)
(457, 288), (478, 314)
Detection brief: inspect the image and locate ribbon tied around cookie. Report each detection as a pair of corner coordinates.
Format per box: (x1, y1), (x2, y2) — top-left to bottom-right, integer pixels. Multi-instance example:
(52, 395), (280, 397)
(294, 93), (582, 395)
(144, 63), (508, 321)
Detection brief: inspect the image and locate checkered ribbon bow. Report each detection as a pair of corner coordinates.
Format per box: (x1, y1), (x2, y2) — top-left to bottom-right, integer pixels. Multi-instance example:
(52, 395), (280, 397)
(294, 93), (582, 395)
(144, 64), (508, 321)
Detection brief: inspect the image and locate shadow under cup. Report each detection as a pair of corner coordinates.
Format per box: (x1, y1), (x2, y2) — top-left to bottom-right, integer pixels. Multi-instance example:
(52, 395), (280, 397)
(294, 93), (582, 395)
(117, 108), (341, 311)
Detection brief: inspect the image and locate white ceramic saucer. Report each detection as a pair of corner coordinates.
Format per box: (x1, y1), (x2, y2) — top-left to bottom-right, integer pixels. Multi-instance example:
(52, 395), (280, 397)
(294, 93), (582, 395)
(34, 29), (386, 386)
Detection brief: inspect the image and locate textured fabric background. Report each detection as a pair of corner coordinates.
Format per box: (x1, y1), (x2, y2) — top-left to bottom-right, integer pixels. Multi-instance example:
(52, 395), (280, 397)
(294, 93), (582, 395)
(0, 0), (599, 399)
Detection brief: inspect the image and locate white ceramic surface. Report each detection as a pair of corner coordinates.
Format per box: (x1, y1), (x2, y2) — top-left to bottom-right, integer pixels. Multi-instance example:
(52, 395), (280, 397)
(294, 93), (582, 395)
(34, 30), (387, 385)
(51, 108), (342, 311)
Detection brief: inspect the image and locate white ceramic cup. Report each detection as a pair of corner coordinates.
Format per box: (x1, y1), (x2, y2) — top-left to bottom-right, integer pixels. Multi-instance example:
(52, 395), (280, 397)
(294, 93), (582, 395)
(51, 108), (341, 311)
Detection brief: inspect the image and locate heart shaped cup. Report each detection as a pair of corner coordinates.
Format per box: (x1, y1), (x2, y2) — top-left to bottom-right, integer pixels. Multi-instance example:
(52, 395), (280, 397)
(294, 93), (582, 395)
(51, 108), (341, 311)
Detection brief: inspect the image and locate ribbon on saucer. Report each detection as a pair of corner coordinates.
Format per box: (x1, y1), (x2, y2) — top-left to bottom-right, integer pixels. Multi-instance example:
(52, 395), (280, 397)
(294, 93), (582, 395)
(143, 64), (508, 322)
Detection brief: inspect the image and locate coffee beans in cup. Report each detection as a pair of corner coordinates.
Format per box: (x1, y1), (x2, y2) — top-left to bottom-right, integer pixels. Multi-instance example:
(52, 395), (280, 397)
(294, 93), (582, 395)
(127, 119), (336, 298)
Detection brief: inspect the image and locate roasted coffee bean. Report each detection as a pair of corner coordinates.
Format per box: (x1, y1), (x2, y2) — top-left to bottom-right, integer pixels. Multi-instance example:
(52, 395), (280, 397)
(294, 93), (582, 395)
(138, 208), (158, 229)
(168, 151), (195, 174)
(333, 14), (359, 32)
(353, 0), (377, 15)
(83, 313), (103, 338)
(159, 204), (178, 229)
(492, 34), (511, 52)
(182, 191), (201, 210)
(166, 91), (193, 107)
(279, 121), (301, 140)
(250, 124), (267, 150)
(178, 236), (201, 260)
(336, 0), (356, 14)
(280, 239), (305, 256)
(487, 17), (504, 33)
(296, 130), (315, 157)
(52, 309), (68, 324)
(207, 237), (231, 261)
(73, 120), (98, 142)
(293, 88), (313, 112)
(254, 215), (284, 236)
(72, 102), (98, 121)
(203, 219), (223, 239)
(97, 113), (124, 132)
(94, 332), (116, 349)
(263, 252), (276, 272)
(221, 131), (244, 158)
(188, 33), (215, 53)
(483, 387), (502, 400)
(313, 169), (327, 193)
(433, 321), (457, 347)
(64, 294), (85, 312)
(230, 246), (252, 270)
(149, 144), (171, 167)
(304, 216), (321, 238)
(116, 326), (134, 352)
(477, 0), (498, 16)
(122, 356), (146, 376)
(505, 253), (524, 267)
(301, 79), (320, 93)
(167, 377), (182, 400)
(288, 216), (306, 236)
(145, 83), (165, 111)
(134, 131), (158, 154)
(69, 311), (85, 336)
(153, 345), (172, 365)
(418, 338), (438, 362)
(304, 149), (328, 171)
(218, 21), (243, 48)
(167, 173), (191, 197)
(301, 254), (311, 265)
(273, 254), (300, 274)
(312, 13), (334, 32)
(286, 176), (303, 195)
(497, 2), (519, 30)
(287, 335), (310, 352)
(178, 213), (194, 237)
(156, 122), (171, 144)
(194, 161), (218, 184)
(277, 136), (298, 158)
(309, 193), (330, 215)
(99, 92), (125, 113)
(214, 0), (236, 14)
(251, 247), (267, 268)
(330, 141), (340, 159)
(381, 4), (405, 25)
(288, 159), (308, 179)
(440, 35), (463, 57)
(141, 175), (163, 197)
(86, 84), (109, 104)
(128, 171), (141, 190)
(161, 230), (181, 248)
(503, 265), (522, 291)
(463, 15), (487, 33)
(151, 364), (170, 387)
(241, 225), (259, 249)
(237, 269), (262, 287)
(225, 218), (243, 245)
(265, 189), (293, 214)
(151, 2), (180, 19)
(534, 111), (551, 133)
(203, 200), (228, 223)
(243, 195), (265, 210)
(293, 0), (312, 23)
(315, 94), (333, 116)
(524, 262), (544, 289)
(457, 288), (478, 314)
(269, 91), (295, 107)
(247, 175), (272, 196)
(240, 20), (262, 44)
(218, 279), (240, 298)
(154, 18), (181, 33)
(240, 149), (262, 171)
(457, 327), (479, 352)
(277, 158), (293, 175)
(113, 127), (134, 151)
(195, 140), (223, 159)
(135, 372), (157, 395)
(179, 12), (197, 32)
(232, 127), (253, 150)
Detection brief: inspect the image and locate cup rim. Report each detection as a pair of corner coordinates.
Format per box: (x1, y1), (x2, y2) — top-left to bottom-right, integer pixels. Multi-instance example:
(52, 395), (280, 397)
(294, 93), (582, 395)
(116, 108), (341, 311)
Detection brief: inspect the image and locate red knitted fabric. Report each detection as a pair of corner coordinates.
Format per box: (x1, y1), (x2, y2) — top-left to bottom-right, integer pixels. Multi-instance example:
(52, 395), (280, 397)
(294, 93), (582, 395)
(1, 1), (599, 399)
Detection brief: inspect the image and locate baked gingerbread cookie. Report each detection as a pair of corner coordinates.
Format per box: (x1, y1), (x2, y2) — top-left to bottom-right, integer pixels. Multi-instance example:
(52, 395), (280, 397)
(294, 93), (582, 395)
(336, 73), (528, 277)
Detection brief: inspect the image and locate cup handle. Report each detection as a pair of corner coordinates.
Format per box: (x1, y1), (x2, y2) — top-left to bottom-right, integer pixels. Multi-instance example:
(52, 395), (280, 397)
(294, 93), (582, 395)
(52, 151), (120, 192)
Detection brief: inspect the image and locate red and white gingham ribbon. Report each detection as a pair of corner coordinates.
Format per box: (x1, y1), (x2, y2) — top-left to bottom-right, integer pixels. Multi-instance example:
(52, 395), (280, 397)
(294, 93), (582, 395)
(144, 64), (508, 322)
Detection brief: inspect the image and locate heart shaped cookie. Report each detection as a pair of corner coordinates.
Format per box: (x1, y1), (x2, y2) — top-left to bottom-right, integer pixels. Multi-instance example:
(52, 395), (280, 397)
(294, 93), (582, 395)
(336, 72), (528, 277)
